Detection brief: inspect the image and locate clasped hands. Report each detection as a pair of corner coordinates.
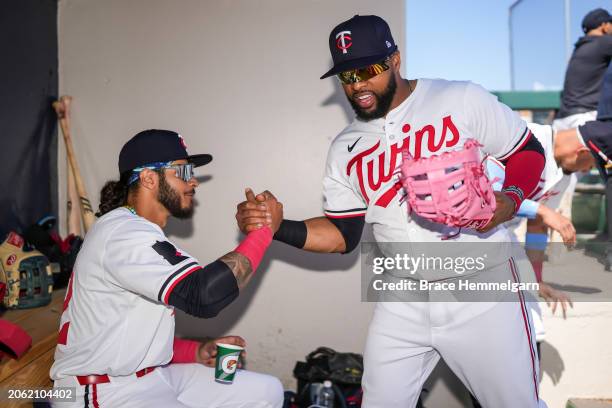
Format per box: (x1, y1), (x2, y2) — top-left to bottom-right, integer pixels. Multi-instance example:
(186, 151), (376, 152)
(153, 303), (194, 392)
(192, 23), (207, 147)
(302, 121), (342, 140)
(235, 188), (283, 234)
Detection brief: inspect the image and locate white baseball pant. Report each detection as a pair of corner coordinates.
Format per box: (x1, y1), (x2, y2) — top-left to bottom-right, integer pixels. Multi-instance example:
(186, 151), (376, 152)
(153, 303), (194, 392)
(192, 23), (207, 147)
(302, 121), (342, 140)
(51, 363), (284, 408)
(361, 259), (547, 408)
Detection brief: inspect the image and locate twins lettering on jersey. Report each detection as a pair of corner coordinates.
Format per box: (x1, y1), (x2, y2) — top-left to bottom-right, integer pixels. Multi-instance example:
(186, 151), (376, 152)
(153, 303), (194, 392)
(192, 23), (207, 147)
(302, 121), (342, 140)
(347, 115), (460, 207)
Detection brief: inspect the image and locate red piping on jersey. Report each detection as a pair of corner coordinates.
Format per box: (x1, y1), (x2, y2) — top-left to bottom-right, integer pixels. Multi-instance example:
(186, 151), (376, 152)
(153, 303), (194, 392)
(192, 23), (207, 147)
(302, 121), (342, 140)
(497, 128), (531, 161)
(57, 322), (70, 345)
(325, 212), (366, 219)
(163, 265), (203, 304)
(509, 258), (540, 402)
(63, 273), (74, 312)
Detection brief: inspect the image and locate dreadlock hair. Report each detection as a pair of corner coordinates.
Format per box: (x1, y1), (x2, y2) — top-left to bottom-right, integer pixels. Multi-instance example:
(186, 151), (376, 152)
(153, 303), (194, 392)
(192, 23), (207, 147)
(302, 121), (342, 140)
(97, 168), (168, 217)
(96, 171), (132, 217)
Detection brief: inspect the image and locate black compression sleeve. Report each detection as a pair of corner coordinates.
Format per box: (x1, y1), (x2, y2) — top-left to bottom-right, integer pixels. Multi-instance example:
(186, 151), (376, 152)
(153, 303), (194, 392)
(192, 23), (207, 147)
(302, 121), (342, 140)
(327, 216), (365, 253)
(273, 219), (307, 248)
(167, 260), (239, 318)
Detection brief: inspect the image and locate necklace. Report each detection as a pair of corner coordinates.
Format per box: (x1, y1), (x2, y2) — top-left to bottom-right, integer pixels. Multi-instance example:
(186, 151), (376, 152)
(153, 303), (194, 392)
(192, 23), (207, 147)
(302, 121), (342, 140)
(124, 205), (137, 216)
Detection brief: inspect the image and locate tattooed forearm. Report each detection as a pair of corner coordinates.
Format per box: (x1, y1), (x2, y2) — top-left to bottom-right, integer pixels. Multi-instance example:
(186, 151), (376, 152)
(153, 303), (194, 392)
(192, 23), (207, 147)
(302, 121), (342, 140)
(219, 251), (254, 290)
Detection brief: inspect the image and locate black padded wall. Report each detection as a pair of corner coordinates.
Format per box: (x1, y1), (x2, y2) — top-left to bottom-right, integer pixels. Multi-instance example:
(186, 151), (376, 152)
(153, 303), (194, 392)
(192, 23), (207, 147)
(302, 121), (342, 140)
(0, 0), (58, 236)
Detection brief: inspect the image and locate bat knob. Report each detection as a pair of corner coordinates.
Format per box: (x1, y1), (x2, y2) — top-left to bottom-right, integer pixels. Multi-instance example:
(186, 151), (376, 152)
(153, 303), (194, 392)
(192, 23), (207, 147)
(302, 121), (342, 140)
(52, 101), (65, 118)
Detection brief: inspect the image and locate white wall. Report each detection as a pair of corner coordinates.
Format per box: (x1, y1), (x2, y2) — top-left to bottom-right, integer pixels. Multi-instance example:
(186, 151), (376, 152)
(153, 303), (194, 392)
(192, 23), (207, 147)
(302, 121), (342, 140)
(58, 0), (403, 390)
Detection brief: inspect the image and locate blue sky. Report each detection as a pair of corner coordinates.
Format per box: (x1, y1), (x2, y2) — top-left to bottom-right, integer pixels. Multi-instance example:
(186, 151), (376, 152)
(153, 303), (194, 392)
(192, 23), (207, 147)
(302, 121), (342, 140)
(405, 0), (612, 91)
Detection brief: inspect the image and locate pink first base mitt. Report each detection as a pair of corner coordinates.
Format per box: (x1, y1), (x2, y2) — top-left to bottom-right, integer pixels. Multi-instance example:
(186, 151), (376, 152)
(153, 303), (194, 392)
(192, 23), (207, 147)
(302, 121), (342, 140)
(399, 138), (496, 230)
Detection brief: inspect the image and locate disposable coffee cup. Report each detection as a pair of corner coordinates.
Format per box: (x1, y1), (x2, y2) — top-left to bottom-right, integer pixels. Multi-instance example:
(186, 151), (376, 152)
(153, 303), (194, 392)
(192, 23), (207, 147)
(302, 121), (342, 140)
(214, 343), (243, 384)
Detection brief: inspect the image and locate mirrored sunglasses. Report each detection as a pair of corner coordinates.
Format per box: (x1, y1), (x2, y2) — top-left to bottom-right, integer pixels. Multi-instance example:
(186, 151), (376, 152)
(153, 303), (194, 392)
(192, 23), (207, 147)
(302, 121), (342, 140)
(129, 162), (195, 185)
(164, 163), (195, 182)
(337, 58), (391, 85)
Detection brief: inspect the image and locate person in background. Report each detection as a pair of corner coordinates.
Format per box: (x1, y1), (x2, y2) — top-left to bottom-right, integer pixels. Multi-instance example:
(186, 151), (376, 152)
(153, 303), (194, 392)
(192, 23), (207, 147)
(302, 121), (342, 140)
(555, 7), (612, 130)
(546, 8), (612, 267)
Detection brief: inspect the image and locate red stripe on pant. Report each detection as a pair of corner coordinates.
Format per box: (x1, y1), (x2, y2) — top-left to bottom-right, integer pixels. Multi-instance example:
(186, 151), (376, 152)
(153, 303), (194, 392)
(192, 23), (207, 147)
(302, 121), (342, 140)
(93, 384), (100, 408)
(509, 258), (540, 402)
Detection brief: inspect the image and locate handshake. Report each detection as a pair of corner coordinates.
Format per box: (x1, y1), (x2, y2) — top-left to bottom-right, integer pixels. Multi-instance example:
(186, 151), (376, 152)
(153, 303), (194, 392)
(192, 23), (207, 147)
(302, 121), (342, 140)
(235, 188), (284, 234)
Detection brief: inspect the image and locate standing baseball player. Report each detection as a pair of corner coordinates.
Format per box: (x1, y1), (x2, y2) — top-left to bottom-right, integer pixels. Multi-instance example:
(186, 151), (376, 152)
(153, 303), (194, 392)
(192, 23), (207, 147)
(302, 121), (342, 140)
(236, 15), (548, 407)
(50, 130), (284, 408)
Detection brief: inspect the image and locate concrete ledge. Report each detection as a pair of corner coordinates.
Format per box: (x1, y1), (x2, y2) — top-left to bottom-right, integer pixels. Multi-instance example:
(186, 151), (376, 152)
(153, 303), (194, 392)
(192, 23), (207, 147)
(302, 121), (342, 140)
(567, 399), (612, 408)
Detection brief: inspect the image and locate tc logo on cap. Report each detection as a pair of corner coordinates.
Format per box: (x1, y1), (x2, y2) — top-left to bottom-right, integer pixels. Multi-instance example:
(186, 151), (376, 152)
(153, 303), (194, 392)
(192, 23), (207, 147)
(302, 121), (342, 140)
(178, 134), (187, 149)
(336, 30), (352, 54)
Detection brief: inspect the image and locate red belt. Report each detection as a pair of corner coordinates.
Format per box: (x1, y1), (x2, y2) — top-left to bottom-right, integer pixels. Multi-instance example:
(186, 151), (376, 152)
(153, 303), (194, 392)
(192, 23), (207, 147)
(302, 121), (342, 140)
(76, 367), (156, 385)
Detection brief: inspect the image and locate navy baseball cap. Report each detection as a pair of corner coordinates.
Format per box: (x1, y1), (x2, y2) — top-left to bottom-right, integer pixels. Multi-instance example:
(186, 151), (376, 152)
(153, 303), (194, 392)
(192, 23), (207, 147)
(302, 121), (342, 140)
(582, 8), (611, 33)
(320, 15), (397, 79)
(579, 120), (612, 180)
(118, 129), (212, 174)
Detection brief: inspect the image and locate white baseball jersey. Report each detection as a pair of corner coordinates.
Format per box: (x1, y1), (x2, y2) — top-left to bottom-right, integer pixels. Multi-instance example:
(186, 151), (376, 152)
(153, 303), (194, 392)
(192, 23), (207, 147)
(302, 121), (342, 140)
(323, 79), (531, 278)
(329, 79), (546, 408)
(50, 207), (202, 380)
(487, 123), (566, 216)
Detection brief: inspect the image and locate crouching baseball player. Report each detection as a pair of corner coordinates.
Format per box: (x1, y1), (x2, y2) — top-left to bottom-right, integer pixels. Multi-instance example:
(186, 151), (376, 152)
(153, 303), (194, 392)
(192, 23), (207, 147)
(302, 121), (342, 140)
(50, 130), (283, 408)
(487, 122), (595, 320)
(236, 15), (549, 408)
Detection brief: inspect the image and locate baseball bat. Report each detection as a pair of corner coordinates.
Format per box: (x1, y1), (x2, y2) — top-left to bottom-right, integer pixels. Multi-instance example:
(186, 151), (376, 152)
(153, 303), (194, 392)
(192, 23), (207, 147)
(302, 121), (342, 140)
(53, 96), (96, 232)
(61, 97), (82, 237)
(67, 152), (82, 235)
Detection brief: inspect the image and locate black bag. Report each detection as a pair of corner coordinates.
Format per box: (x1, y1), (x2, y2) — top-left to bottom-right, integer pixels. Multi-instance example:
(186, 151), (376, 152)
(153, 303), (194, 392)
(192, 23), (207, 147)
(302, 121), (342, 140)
(293, 347), (363, 407)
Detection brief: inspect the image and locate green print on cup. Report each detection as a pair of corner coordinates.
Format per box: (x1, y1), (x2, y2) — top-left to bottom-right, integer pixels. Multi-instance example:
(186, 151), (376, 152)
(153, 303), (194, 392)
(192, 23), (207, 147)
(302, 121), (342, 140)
(214, 343), (243, 384)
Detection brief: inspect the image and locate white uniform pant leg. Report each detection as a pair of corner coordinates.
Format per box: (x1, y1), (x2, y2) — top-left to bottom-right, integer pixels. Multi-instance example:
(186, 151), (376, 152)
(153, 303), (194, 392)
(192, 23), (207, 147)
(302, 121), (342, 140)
(159, 363), (284, 408)
(433, 263), (546, 408)
(511, 237), (546, 342)
(362, 301), (440, 408)
(51, 369), (189, 408)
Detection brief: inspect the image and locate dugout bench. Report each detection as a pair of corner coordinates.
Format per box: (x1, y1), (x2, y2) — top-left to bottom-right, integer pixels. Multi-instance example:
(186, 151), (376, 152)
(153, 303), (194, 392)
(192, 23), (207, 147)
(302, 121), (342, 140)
(0, 289), (65, 408)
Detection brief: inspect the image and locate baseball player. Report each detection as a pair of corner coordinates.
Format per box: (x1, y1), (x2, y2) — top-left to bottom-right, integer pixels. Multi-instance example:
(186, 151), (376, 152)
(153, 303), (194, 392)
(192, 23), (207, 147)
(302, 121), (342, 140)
(237, 15), (548, 408)
(50, 130), (284, 408)
(549, 8), (612, 259)
(487, 123), (592, 315)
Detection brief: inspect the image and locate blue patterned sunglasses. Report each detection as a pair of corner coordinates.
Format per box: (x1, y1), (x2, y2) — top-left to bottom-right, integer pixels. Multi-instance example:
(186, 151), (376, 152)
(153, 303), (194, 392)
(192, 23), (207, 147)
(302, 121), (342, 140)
(128, 162), (195, 185)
